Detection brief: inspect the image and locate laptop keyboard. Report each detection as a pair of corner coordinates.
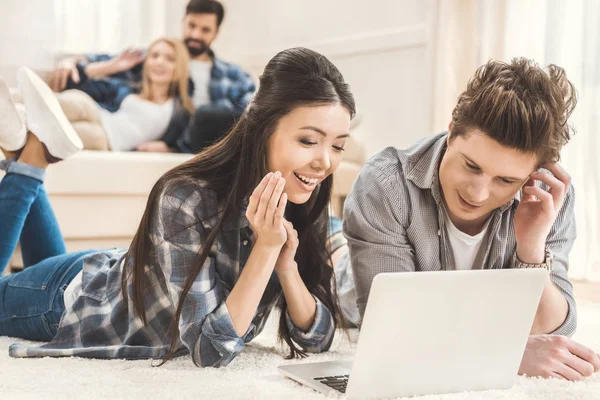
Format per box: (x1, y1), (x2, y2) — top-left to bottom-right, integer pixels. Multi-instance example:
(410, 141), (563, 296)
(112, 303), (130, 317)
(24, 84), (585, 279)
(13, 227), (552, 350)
(313, 375), (349, 393)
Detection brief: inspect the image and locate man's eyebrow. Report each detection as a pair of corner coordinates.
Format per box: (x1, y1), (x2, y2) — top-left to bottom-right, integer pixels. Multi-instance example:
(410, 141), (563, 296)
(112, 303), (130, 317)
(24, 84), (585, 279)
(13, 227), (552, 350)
(299, 126), (350, 139)
(461, 154), (481, 168)
(461, 154), (523, 181)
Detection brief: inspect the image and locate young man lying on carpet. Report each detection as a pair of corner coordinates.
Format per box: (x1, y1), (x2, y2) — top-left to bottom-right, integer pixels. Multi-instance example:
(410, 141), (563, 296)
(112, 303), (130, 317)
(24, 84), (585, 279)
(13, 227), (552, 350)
(0, 48), (354, 367)
(342, 58), (600, 381)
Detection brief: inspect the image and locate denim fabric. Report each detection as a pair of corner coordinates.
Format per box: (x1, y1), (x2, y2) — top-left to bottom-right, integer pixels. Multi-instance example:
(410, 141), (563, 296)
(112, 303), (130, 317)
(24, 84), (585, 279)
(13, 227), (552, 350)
(0, 250), (95, 341)
(0, 160), (64, 274)
(0, 161), (96, 341)
(174, 104), (241, 154)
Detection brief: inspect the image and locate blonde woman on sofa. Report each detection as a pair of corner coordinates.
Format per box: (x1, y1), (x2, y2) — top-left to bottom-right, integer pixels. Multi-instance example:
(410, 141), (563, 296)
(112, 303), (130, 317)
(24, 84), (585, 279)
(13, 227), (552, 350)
(0, 47), (355, 367)
(52, 37), (194, 152)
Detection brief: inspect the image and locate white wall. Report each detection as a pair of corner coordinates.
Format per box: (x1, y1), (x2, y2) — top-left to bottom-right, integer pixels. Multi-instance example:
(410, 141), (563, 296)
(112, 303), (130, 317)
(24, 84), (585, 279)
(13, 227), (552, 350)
(0, 0), (57, 86)
(212, 0), (437, 156)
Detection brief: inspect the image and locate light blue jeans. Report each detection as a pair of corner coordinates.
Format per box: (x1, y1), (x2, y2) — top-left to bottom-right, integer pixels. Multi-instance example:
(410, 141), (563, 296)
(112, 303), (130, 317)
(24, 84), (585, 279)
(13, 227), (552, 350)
(0, 159), (94, 340)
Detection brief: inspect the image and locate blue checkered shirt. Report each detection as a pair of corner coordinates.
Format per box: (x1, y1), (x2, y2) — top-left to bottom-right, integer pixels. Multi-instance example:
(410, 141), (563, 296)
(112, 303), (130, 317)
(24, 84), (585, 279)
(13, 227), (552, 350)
(9, 181), (334, 366)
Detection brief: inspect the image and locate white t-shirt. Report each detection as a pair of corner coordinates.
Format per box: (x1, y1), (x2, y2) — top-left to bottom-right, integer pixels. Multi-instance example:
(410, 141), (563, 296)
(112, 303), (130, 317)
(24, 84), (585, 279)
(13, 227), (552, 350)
(189, 60), (212, 107)
(445, 214), (491, 270)
(100, 95), (174, 151)
(63, 270), (83, 310)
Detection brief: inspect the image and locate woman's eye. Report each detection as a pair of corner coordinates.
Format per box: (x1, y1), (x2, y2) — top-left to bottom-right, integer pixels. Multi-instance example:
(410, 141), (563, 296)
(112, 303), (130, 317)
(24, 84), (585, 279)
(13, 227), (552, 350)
(300, 139), (317, 146)
(333, 146), (345, 152)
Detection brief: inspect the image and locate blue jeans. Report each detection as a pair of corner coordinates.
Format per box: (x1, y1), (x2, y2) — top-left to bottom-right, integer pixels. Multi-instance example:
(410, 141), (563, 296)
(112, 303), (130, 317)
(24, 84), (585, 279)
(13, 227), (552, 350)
(0, 159), (92, 341)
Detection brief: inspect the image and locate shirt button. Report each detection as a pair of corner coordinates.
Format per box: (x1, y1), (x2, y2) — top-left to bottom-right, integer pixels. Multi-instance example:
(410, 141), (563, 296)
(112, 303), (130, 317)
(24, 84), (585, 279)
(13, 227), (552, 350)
(218, 352), (223, 357)
(242, 240), (249, 246)
(258, 312), (263, 318)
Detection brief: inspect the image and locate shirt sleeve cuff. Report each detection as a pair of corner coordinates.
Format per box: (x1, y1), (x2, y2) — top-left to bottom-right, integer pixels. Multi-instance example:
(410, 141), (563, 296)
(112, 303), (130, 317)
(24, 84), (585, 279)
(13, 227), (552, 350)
(549, 297), (577, 336)
(192, 302), (256, 367)
(547, 270), (578, 336)
(285, 296), (335, 353)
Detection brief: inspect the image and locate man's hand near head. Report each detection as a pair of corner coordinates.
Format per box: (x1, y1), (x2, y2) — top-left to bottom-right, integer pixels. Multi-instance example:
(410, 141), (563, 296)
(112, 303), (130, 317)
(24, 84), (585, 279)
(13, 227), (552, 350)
(49, 49), (145, 93)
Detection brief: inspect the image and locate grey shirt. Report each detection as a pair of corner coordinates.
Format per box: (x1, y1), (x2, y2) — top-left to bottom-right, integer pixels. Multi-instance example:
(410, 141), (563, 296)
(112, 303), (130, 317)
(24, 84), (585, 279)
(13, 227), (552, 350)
(343, 133), (576, 336)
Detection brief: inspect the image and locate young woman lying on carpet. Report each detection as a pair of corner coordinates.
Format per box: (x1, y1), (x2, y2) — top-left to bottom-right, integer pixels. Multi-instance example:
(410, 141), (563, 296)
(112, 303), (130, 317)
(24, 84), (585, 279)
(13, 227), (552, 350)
(0, 47), (356, 367)
(53, 37), (193, 152)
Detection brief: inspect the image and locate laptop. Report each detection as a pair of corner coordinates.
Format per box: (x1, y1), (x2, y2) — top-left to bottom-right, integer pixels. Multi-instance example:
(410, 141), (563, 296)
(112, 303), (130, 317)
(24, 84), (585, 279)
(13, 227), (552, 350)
(278, 269), (548, 399)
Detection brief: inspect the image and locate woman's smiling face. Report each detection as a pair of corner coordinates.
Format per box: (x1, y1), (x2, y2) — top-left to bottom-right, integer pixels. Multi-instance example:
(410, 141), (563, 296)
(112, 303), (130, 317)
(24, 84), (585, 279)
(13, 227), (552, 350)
(267, 104), (351, 204)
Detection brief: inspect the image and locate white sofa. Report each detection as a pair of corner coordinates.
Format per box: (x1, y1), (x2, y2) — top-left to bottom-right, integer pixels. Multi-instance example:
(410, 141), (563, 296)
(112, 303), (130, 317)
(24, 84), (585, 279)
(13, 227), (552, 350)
(2, 131), (366, 272)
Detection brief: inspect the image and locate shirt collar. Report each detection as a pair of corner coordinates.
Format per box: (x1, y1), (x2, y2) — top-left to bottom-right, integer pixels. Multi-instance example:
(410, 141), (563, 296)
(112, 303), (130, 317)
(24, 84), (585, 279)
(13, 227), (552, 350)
(404, 133), (447, 206)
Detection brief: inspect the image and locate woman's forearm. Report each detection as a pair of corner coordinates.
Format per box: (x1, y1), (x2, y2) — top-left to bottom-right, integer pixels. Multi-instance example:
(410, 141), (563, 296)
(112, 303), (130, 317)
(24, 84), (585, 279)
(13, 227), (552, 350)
(278, 267), (317, 331)
(225, 241), (280, 336)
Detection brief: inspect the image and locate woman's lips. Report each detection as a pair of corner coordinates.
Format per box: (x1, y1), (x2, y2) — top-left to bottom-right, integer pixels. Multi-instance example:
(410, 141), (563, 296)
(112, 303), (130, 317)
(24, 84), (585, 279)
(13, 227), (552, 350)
(293, 172), (318, 192)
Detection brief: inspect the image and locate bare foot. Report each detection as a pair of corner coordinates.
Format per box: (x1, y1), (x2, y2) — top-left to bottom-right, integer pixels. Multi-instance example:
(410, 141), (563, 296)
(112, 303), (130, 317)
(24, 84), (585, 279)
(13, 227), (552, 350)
(1, 148), (18, 160)
(17, 132), (49, 170)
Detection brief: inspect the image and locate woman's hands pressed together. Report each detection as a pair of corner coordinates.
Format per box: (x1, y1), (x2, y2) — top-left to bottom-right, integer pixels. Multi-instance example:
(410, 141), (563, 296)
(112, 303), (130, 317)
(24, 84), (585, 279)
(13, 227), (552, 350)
(246, 171), (300, 275)
(275, 220), (300, 275)
(246, 171), (288, 249)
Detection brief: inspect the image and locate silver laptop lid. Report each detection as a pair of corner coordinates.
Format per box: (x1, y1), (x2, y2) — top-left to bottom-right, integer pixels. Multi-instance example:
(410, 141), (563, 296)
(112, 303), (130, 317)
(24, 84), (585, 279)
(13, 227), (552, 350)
(347, 269), (548, 399)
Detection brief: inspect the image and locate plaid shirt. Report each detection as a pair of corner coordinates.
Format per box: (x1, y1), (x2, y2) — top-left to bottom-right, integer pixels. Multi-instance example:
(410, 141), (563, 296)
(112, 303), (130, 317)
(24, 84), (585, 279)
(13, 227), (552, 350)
(83, 51), (255, 113)
(9, 181), (334, 366)
(205, 57), (256, 113)
(343, 133), (577, 336)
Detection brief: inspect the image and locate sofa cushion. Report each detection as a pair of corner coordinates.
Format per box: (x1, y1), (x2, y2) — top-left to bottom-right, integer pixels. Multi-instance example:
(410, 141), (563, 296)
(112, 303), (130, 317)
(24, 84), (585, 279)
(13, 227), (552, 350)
(45, 150), (193, 194)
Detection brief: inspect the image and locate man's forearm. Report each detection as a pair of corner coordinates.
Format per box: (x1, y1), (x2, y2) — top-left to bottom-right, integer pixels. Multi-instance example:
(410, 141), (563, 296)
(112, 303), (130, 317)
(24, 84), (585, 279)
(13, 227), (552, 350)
(84, 59), (120, 79)
(517, 244), (570, 334)
(531, 277), (569, 334)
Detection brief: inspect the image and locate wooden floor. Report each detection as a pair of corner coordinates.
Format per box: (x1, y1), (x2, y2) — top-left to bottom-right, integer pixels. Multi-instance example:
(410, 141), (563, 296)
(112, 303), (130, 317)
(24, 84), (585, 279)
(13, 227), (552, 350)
(573, 280), (600, 304)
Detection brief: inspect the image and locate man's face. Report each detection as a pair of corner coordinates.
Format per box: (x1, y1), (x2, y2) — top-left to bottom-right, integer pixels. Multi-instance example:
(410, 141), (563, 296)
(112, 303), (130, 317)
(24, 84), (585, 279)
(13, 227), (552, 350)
(439, 128), (539, 231)
(182, 13), (219, 58)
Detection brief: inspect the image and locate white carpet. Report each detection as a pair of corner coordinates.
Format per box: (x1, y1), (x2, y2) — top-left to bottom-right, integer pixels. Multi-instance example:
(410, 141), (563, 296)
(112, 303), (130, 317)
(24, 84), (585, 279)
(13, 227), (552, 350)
(1, 303), (599, 400)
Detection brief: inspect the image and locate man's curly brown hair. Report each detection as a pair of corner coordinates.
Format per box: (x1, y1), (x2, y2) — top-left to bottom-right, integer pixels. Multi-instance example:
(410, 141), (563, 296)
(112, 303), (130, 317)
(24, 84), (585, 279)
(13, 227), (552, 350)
(450, 58), (578, 164)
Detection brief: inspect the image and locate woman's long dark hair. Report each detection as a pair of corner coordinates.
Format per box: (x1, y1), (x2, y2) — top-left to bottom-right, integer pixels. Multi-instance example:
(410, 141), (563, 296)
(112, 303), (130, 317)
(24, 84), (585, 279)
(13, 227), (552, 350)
(122, 47), (356, 364)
